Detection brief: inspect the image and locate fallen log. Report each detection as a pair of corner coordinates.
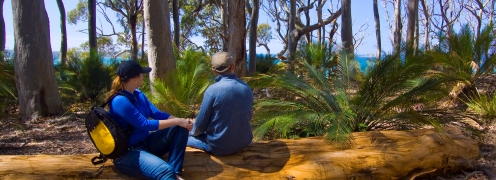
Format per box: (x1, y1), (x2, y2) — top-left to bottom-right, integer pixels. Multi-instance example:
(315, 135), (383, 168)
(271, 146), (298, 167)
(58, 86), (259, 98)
(0, 129), (479, 180)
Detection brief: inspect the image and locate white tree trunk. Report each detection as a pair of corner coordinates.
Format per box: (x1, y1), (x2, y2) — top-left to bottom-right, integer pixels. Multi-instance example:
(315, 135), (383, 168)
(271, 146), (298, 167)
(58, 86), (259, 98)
(144, 0), (176, 83)
(406, 0), (419, 55)
(12, 0), (63, 120)
(393, 0), (402, 53)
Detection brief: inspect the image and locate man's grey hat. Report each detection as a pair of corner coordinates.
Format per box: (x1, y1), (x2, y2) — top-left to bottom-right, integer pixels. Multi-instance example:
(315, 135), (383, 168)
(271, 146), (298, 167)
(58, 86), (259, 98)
(211, 52), (234, 73)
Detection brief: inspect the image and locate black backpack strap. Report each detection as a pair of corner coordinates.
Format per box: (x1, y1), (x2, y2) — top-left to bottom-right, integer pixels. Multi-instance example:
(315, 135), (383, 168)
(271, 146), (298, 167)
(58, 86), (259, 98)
(91, 153), (108, 165)
(101, 92), (135, 108)
(103, 92), (135, 137)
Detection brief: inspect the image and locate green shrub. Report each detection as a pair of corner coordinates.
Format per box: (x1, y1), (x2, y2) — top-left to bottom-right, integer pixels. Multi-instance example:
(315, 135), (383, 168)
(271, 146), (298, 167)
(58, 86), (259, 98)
(57, 50), (112, 105)
(0, 59), (16, 115)
(463, 91), (496, 125)
(148, 49), (213, 118)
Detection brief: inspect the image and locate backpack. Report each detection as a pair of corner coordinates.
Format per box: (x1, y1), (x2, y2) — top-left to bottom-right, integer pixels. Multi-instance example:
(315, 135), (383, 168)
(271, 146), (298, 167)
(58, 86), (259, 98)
(85, 92), (135, 165)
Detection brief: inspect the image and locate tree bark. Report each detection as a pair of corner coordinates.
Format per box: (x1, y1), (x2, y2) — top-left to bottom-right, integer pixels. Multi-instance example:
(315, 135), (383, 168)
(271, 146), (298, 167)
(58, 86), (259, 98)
(0, 129), (479, 179)
(420, 0), (430, 51)
(141, 17), (145, 61)
(228, 0), (247, 77)
(172, 0), (180, 49)
(130, 15), (138, 61)
(394, 0), (402, 54)
(12, 0), (63, 120)
(286, 0), (297, 74)
(341, 0), (353, 54)
(88, 0), (97, 53)
(144, 0), (176, 83)
(373, 0), (381, 60)
(221, 0), (229, 52)
(56, 0), (67, 66)
(248, 0), (259, 76)
(406, 0), (419, 56)
(0, 0), (5, 60)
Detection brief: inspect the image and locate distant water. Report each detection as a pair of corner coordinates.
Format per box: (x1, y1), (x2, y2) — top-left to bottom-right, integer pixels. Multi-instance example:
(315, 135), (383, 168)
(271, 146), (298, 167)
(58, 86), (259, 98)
(355, 55), (376, 73)
(53, 55), (374, 73)
(53, 57), (121, 65)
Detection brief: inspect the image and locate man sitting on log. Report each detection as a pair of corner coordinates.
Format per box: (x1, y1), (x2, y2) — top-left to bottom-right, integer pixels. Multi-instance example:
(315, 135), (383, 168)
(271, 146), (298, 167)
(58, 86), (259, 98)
(187, 52), (254, 156)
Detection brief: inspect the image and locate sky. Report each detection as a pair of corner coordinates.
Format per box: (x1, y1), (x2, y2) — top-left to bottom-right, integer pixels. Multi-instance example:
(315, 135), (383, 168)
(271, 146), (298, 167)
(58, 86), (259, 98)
(3, 1), (394, 56)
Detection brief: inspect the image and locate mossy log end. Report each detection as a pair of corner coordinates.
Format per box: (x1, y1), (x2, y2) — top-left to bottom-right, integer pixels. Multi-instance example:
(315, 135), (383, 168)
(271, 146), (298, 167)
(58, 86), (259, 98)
(0, 129), (479, 180)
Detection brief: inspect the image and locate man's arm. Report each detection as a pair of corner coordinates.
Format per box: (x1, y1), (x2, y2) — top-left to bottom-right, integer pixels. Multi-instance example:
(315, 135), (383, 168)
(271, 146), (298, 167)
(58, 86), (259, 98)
(191, 90), (214, 136)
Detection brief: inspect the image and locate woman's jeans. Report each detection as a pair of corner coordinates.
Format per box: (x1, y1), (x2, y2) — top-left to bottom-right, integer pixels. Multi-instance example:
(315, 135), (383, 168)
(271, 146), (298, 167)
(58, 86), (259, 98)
(113, 126), (189, 180)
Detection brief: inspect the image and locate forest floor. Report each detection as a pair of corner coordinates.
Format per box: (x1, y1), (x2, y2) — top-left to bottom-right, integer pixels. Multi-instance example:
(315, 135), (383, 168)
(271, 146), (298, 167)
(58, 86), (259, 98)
(2, 77), (496, 179)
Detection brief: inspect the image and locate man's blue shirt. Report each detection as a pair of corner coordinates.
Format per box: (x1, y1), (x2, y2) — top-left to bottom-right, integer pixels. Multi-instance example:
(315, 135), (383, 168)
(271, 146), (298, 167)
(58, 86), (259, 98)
(108, 89), (170, 146)
(190, 74), (254, 155)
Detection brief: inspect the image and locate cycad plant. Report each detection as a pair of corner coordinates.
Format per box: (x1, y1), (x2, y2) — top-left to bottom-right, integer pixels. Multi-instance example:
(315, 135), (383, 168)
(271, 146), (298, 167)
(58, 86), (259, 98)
(248, 47), (455, 145)
(56, 50), (112, 105)
(299, 42), (336, 72)
(149, 49), (213, 118)
(351, 52), (453, 133)
(432, 23), (496, 103)
(246, 48), (363, 145)
(463, 91), (496, 126)
(0, 60), (17, 115)
(254, 54), (280, 74)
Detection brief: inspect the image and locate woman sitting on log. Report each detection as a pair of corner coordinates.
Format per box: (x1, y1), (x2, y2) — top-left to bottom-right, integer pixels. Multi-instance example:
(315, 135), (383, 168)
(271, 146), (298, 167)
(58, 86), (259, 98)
(108, 60), (193, 180)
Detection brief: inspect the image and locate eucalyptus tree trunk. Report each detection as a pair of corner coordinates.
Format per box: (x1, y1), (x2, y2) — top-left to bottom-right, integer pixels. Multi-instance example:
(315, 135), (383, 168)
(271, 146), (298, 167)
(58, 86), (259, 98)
(12, 0), (63, 120)
(228, 0), (247, 77)
(88, 0), (97, 54)
(144, 0), (176, 83)
(317, 0), (325, 45)
(172, 0), (180, 49)
(141, 17), (145, 61)
(406, 0), (418, 56)
(130, 15), (138, 61)
(0, 0), (5, 60)
(286, 0), (297, 74)
(221, 0), (228, 52)
(420, 0), (430, 50)
(248, 0), (259, 76)
(56, 0), (67, 65)
(373, 0), (381, 60)
(393, 0), (402, 54)
(341, 0), (353, 54)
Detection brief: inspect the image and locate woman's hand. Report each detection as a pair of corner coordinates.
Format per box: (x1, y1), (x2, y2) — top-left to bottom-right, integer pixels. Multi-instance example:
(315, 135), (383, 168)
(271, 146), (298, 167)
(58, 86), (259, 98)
(177, 118), (193, 131)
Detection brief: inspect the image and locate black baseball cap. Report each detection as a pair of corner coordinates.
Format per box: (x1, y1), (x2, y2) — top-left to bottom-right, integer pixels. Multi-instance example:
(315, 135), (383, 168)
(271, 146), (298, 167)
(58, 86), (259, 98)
(116, 60), (152, 80)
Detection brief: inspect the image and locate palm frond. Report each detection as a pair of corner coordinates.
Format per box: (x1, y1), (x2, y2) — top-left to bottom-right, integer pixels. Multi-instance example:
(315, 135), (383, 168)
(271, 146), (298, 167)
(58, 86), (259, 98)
(149, 49), (213, 118)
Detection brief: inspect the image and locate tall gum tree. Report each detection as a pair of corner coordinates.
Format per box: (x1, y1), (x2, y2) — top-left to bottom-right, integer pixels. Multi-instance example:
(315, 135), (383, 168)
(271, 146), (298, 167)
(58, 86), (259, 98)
(0, 0), (5, 60)
(144, 0), (175, 83)
(406, 0), (419, 56)
(247, 0), (259, 76)
(56, 0), (68, 65)
(341, 0), (353, 54)
(12, 0), (63, 120)
(228, 0), (247, 77)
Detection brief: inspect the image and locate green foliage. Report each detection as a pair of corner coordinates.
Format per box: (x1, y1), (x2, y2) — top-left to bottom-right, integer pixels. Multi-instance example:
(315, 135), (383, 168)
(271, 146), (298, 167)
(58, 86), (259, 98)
(298, 42), (336, 71)
(351, 52), (453, 132)
(180, 0), (223, 52)
(80, 36), (121, 58)
(0, 59), (17, 115)
(246, 57), (352, 144)
(57, 50), (112, 105)
(463, 91), (496, 124)
(432, 23), (496, 98)
(254, 54), (280, 74)
(248, 48), (454, 146)
(148, 49), (213, 118)
(256, 23), (272, 45)
(67, 0), (88, 25)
